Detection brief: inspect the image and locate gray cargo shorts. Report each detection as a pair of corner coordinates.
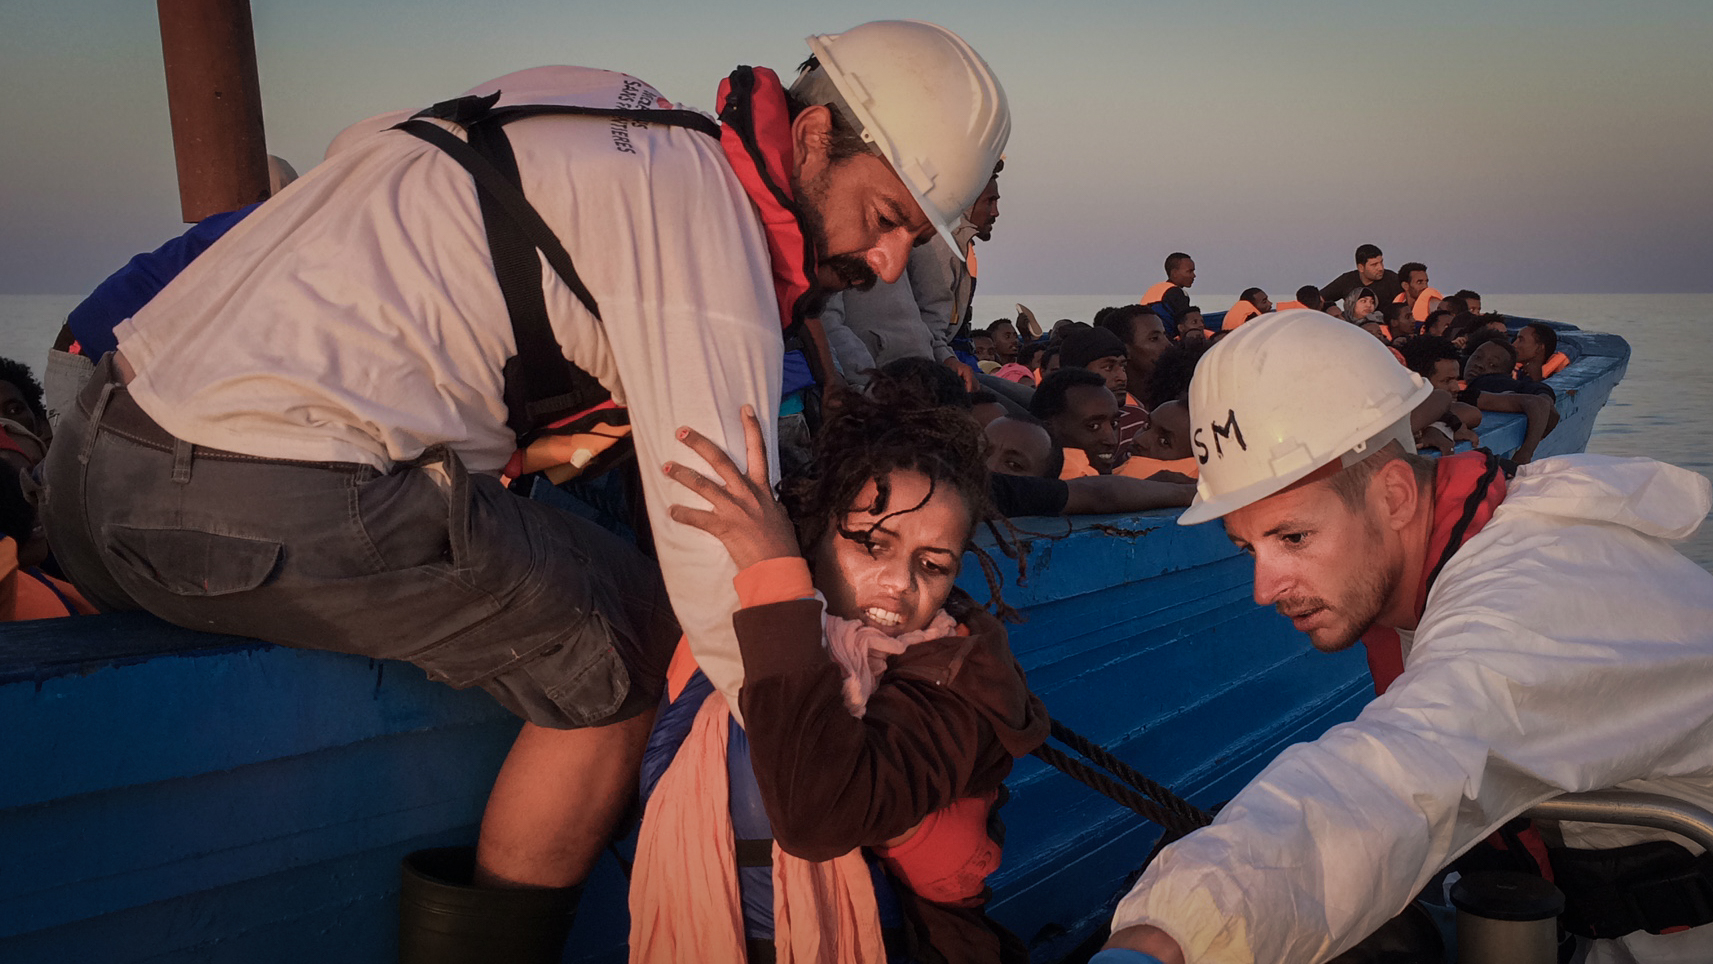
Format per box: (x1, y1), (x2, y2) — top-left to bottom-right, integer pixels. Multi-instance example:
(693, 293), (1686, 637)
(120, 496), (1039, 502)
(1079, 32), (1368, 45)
(37, 355), (678, 729)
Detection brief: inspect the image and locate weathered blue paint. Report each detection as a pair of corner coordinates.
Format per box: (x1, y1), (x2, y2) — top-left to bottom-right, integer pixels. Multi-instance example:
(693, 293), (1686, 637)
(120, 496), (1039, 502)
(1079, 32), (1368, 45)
(0, 323), (1629, 963)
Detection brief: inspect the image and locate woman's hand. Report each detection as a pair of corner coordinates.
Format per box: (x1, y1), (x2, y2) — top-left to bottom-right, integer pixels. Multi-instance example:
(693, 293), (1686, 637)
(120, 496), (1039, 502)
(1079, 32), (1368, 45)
(663, 404), (802, 570)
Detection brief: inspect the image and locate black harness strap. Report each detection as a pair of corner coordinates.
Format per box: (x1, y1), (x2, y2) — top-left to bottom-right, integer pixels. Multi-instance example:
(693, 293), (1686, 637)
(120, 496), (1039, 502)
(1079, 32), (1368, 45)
(393, 92), (719, 443)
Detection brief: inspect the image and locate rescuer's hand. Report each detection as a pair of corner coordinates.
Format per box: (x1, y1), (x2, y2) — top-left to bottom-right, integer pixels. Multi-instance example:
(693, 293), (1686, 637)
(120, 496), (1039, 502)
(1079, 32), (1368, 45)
(664, 405), (800, 570)
(943, 356), (978, 391)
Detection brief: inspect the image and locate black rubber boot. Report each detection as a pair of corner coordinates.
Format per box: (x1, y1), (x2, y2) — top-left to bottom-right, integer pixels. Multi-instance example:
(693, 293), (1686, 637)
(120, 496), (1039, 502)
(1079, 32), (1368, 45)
(398, 846), (581, 964)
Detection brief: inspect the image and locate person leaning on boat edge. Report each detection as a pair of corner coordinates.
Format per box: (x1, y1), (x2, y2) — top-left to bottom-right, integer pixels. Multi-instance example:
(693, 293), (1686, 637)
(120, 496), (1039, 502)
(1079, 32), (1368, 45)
(35, 20), (1010, 962)
(1095, 310), (1713, 964)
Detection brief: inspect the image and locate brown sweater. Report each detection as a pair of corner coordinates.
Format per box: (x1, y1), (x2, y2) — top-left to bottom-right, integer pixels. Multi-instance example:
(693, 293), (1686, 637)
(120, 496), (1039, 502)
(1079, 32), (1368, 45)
(735, 590), (1049, 964)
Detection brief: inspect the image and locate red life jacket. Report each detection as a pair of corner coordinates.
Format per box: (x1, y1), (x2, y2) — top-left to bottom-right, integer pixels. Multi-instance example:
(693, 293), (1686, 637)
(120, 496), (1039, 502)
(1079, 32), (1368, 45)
(1361, 452), (1509, 694)
(715, 66), (821, 333)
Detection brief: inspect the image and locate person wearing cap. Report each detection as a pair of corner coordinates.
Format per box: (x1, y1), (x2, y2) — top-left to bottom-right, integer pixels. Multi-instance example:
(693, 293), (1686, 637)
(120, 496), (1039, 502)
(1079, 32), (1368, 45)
(40, 20), (1010, 960)
(1097, 310), (1713, 964)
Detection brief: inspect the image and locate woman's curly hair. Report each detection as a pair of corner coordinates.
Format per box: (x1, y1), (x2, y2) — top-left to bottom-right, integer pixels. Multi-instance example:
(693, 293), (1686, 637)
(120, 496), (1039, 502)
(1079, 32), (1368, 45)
(782, 375), (993, 559)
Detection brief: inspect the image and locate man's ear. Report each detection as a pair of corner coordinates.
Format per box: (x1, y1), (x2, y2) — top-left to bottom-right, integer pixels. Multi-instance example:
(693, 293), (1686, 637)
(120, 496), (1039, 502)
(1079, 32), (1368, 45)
(1375, 457), (1421, 532)
(791, 105), (833, 182)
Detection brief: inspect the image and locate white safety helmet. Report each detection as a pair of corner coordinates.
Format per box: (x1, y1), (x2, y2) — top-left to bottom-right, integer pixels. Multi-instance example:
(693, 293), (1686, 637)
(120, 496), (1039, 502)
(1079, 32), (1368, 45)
(1179, 310), (1435, 526)
(805, 21), (1009, 258)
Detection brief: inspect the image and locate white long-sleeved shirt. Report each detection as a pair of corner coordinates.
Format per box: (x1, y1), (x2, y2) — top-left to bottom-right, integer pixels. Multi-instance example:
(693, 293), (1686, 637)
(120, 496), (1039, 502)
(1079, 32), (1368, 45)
(116, 66), (782, 706)
(1112, 454), (1713, 964)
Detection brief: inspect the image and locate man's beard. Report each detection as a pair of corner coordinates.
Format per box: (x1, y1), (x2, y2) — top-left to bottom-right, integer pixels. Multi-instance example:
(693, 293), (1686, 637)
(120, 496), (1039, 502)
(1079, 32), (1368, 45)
(793, 163), (878, 294)
(1274, 519), (1400, 653)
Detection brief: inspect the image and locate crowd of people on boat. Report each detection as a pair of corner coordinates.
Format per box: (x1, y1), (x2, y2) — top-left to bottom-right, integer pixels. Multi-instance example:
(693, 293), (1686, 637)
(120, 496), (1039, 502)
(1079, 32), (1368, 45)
(5, 18), (1713, 964)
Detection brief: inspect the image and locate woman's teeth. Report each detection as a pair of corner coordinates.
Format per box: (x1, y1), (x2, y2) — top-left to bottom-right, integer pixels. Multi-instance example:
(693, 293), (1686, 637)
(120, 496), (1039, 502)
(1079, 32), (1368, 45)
(864, 607), (903, 627)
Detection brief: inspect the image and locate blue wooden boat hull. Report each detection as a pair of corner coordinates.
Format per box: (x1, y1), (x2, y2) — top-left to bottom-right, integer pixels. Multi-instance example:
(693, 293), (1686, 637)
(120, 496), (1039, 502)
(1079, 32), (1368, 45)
(0, 322), (1628, 962)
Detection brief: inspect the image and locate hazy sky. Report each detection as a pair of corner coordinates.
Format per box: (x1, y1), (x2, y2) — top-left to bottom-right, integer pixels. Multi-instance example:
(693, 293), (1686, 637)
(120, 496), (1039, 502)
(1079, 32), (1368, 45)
(4, 0), (1710, 298)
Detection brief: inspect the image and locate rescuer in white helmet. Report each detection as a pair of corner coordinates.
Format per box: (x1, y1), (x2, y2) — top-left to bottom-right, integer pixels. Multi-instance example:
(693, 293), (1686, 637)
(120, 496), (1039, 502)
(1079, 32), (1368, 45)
(1095, 311), (1713, 964)
(41, 21), (1009, 961)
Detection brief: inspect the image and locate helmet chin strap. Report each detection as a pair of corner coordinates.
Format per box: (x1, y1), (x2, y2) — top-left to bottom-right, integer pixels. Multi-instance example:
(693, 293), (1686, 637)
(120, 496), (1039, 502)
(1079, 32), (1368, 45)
(1340, 415), (1418, 469)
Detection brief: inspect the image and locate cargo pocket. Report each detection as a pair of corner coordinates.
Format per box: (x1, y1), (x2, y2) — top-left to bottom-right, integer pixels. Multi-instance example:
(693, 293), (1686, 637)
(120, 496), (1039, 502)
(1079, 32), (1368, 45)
(103, 524), (282, 597)
(519, 615), (631, 728)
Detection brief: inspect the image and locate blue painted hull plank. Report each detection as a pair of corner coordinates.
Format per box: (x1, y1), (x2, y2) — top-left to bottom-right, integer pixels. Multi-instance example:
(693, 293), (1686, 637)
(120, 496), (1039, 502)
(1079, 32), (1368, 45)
(0, 321), (1629, 962)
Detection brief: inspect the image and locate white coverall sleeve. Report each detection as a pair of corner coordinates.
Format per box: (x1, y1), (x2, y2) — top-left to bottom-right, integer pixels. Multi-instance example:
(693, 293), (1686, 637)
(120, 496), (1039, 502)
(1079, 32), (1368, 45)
(1111, 604), (1713, 964)
(587, 177), (782, 712)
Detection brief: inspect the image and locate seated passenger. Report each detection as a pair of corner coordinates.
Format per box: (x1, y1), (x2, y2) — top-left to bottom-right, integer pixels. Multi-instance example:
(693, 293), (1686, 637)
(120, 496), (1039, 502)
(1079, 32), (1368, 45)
(970, 331), (999, 370)
(1116, 399), (1198, 482)
(986, 318), (1021, 367)
(1222, 288), (1273, 331)
(1059, 326), (1131, 403)
(1, 357), (52, 466)
(1175, 308), (1209, 348)
(1343, 286), (1380, 325)
(1457, 330), (1558, 463)
(1095, 305), (1171, 413)
(1513, 322), (1568, 380)
(1139, 251), (1197, 336)
(1452, 288), (1482, 315)
(1392, 261), (1442, 323)
(1029, 368), (1120, 477)
(643, 394), (1050, 963)
(984, 415), (1060, 479)
(1275, 285), (1323, 312)
(1399, 335), (1484, 454)
(1421, 308), (1455, 337)
(1140, 341), (1208, 411)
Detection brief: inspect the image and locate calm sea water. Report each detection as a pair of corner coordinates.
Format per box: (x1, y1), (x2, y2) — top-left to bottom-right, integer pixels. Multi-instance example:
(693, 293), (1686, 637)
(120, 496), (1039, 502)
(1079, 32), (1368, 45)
(3, 292), (1708, 570)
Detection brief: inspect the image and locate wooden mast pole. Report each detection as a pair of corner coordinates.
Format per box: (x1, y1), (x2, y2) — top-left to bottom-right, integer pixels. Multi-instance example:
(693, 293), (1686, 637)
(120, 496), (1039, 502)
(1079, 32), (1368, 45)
(156, 0), (269, 223)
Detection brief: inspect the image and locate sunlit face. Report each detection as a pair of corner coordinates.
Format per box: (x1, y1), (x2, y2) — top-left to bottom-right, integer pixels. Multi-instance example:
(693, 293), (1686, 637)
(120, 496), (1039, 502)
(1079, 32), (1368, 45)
(794, 109), (934, 293)
(968, 176), (1001, 242)
(1464, 342), (1513, 379)
(1428, 358), (1462, 394)
(813, 469), (971, 637)
(1402, 269), (1430, 300)
(1124, 315), (1171, 381)
(1358, 255), (1385, 284)
(1225, 476), (1402, 652)
(1168, 258), (1197, 288)
(1249, 291), (1274, 314)
(1049, 384), (1121, 466)
(985, 417), (1055, 477)
(1132, 400), (1191, 460)
(1513, 326), (1544, 364)
(1086, 354), (1128, 396)
(1352, 295), (1377, 319)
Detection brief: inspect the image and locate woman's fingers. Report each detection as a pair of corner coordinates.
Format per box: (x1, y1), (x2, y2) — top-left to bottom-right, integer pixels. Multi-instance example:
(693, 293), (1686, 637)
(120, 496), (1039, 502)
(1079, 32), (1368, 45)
(662, 459), (735, 509)
(740, 404), (770, 489)
(673, 425), (748, 491)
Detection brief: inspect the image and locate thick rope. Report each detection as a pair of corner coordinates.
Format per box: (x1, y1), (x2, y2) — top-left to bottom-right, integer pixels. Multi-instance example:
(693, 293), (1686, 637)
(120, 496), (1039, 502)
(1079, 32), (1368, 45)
(1030, 719), (1213, 838)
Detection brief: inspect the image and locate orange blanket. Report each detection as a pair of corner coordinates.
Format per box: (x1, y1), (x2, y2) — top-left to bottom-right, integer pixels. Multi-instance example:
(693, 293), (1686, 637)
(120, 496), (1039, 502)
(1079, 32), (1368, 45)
(629, 690), (884, 964)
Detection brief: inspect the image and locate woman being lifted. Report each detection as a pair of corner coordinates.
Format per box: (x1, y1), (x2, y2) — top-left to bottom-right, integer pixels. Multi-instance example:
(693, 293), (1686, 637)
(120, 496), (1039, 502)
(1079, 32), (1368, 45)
(630, 376), (1049, 964)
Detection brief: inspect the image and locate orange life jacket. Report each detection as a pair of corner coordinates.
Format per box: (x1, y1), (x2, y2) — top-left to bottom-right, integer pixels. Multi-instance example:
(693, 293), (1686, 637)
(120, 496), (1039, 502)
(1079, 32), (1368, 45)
(1224, 300), (1259, 330)
(1139, 281), (1174, 305)
(1, 536), (94, 621)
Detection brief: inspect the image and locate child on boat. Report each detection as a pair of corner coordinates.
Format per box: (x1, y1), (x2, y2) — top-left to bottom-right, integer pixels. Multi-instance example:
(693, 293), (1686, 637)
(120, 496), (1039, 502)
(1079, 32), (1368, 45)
(633, 379), (1049, 963)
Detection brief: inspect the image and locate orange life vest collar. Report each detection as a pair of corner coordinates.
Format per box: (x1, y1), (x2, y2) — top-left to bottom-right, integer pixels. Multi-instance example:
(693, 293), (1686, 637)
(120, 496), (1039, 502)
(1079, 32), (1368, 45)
(715, 66), (820, 334)
(1364, 452), (1509, 693)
